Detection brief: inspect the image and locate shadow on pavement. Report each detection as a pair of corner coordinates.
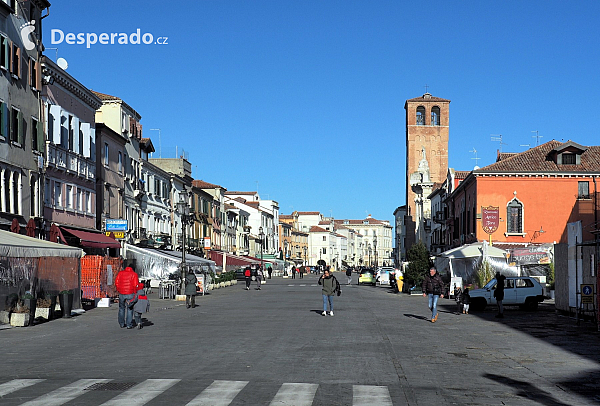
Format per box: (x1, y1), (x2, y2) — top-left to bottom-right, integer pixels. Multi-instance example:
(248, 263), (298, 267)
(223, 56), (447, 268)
(403, 313), (429, 321)
(484, 373), (572, 406)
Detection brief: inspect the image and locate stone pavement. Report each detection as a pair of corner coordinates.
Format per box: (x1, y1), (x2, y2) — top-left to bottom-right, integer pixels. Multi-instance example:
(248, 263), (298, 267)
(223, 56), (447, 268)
(0, 273), (599, 405)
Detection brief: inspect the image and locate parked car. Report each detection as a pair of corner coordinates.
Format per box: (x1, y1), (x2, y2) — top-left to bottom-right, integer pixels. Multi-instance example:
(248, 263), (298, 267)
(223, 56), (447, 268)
(358, 268), (376, 285)
(469, 276), (545, 311)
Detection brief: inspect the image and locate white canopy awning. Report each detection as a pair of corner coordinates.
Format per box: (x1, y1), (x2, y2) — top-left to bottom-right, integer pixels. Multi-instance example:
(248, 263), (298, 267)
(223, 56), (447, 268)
(440, 242), (508, 259)
(0, 229), (82, 258)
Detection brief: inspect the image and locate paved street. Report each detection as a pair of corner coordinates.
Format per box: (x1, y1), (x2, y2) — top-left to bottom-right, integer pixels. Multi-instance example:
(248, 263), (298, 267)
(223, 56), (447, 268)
(1, 272), (599, 406)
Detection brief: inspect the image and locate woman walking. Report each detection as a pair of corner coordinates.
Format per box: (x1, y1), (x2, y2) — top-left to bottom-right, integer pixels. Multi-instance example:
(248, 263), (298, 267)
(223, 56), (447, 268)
(318, 269), (340, 316)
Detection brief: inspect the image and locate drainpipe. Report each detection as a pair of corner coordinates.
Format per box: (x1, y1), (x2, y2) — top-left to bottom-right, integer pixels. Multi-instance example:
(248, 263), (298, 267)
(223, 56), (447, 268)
(594, 176), (599, 331)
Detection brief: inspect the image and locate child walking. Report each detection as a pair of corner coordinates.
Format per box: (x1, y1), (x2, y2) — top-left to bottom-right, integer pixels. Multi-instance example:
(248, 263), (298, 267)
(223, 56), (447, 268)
(461, 288), (470, 314)
(132, 283), (150, 329)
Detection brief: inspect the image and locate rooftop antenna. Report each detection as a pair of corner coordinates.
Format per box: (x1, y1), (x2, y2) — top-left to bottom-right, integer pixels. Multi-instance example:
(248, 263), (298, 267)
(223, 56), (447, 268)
(469, 148), (480, 167)
(491, 134), (507, 153)
(520, 144), (531, 150)
(532, 130), (542, 146)
(149, 128), (162, 158)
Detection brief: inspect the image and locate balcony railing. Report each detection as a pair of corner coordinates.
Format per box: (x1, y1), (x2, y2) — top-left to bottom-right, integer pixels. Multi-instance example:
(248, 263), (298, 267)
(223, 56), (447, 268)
(47, 144), (95, 180)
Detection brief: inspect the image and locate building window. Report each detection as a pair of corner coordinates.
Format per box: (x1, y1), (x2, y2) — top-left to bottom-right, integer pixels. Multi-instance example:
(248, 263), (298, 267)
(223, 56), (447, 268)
(66, 185), (73, 209)
(31, 117), (41, 151)
(578, 181), (590, 199)
(323, 236), (326, 241)
(0, 35), (9, 70)
(104, 143), (109, 166)
(68, 115), (74, 151)
(11, 42), (20, 78)
(431, 106), (440, 126)
(322, 248), (326, 255)
(54, 181), (62, 207)
(507, 199), (523, 234)
(29, 58), (39, 89)
(118, 151), (123, 174)
(416, 106), (425, 125)
(10, 107), (22, 145)
(562, 153), (576, 165)
(77, 188), (82, 211)
(0, 100), (7, 139)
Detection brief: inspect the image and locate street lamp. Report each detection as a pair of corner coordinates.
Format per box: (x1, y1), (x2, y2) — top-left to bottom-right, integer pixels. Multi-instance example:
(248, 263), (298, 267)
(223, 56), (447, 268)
(303, 246), (307, 266)
(259, 226), (264, 271)
(177, 190), (191, 294)
(284, 239), (288, 259)
(368, 244), (372, 267)
(373, 236), (378, 268)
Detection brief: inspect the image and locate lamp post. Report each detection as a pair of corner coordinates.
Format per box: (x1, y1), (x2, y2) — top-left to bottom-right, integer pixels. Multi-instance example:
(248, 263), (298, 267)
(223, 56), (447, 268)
(303, 246), (307, 266)
(259, 226), (264, 271)
(368, 244), (372, 267)
(373, 236), (378, 268)
(177, 190), (191, 294)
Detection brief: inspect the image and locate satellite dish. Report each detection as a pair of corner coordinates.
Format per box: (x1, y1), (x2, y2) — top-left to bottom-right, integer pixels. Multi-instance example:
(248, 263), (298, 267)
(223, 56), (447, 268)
(57, 57), (68, 70)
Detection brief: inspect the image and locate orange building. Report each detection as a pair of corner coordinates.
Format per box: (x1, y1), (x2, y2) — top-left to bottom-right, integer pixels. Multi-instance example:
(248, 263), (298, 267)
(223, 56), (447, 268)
(447, 140), (600, 247)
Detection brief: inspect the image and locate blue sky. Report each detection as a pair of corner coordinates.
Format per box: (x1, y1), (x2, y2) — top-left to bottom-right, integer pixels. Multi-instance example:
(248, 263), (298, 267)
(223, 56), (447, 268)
(42, 1), (600, 225)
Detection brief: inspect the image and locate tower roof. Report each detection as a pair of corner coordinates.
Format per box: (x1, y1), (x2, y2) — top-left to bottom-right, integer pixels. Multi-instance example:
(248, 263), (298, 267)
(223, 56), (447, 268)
(405, 93), (451, 107)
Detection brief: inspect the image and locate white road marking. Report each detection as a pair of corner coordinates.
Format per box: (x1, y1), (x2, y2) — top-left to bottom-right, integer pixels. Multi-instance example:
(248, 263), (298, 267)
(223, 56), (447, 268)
(186, 380), (248, 406)
(353, 384), (393, 406)
(0, 379), (44, 397)
(100, 379), (180, 406)
(269, 383), (318, 406)
(21, 379), (110, 406)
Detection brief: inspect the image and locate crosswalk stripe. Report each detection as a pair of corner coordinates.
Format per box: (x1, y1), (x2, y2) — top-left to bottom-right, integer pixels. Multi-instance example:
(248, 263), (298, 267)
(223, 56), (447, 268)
(185, 380), (248, 406)
(21, 379), (110, 406)
(0, 379), (44, 397)
(353, 385), (393, 406)
(99, 379), (180, 406)
(269, 383), (318, 406)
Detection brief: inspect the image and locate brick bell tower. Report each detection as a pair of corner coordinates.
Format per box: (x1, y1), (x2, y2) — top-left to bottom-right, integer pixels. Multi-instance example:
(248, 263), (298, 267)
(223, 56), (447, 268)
(404, 93), (450, 247)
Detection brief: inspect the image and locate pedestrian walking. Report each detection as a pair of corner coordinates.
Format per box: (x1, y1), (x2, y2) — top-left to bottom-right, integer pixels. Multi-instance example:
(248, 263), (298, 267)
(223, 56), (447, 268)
(132, 283), (150, 329)
(115, 266), (140, 329)
(291, 267), (297, 279)
(267, 266), (273, 279)
(494, 272), (506, 318)
(318, 269), (340, 316)
(299, 266), (305, 279)
(461, 288), (470, 314)
(256, 266), (263, 290)
(185, 269), (197, 308)
(421, 267), (444, 323)
(244, 266), (252, 290)
(345, 267), (352, 285)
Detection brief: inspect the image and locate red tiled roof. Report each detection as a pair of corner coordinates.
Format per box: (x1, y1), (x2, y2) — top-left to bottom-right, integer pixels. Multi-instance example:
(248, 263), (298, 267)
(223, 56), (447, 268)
(405, 93), (451, 104)
(478, 140), (600, 173)
(193, 180), (223, 189)
(297, 211), (320, 215)
(497, 152), (518, 162)
(280, 215), (293, 219)
(309, 226), (328, 233)
(454, 171), (471, 179)
(333, 218), (385, 225)
(91, 90), (120, 101)
(225, 191), (256, 195)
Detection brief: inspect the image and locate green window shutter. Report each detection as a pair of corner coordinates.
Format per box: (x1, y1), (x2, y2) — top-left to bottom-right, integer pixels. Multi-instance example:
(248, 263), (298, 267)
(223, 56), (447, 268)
(37, 118), (44, 152)
(0, 102), (6, 138)
(17, 110), (23, 145)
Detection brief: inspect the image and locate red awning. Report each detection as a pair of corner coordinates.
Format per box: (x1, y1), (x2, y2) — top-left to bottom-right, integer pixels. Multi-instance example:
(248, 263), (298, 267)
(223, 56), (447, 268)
(60, 227), (121, 249)
(209, 251), (259, 267)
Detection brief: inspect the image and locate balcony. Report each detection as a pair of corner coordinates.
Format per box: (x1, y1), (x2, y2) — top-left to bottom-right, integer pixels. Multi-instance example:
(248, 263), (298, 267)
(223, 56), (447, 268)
(47, 144), (95, 180)
(433, 210), (446, 224)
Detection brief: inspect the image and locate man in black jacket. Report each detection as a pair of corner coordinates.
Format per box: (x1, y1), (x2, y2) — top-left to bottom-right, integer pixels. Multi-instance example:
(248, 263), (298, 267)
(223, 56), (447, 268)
(422, 267), (445, 323)
(494, 272), (506, 318)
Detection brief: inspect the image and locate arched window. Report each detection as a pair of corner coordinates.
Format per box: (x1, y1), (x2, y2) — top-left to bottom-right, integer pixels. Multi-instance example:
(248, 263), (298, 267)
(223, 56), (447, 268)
(507, 199), (523, 234)
(431, 106), (440, 126)
(416, 106), (425, 125)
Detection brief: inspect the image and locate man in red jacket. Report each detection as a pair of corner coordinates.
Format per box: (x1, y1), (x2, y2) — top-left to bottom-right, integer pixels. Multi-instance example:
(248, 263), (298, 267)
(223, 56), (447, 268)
(115, 266), (140, 329)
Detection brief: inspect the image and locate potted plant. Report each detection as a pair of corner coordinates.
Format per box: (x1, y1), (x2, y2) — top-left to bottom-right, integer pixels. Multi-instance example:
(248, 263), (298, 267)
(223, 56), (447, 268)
(58, 290), (74, 318)
(35, 297), (56, 321)
(9, 300), (30, 327)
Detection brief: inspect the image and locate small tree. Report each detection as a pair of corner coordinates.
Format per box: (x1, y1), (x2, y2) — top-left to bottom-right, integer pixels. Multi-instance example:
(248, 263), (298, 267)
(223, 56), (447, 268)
(474, 259), (495, 289)
(404, 241), (432, 290)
